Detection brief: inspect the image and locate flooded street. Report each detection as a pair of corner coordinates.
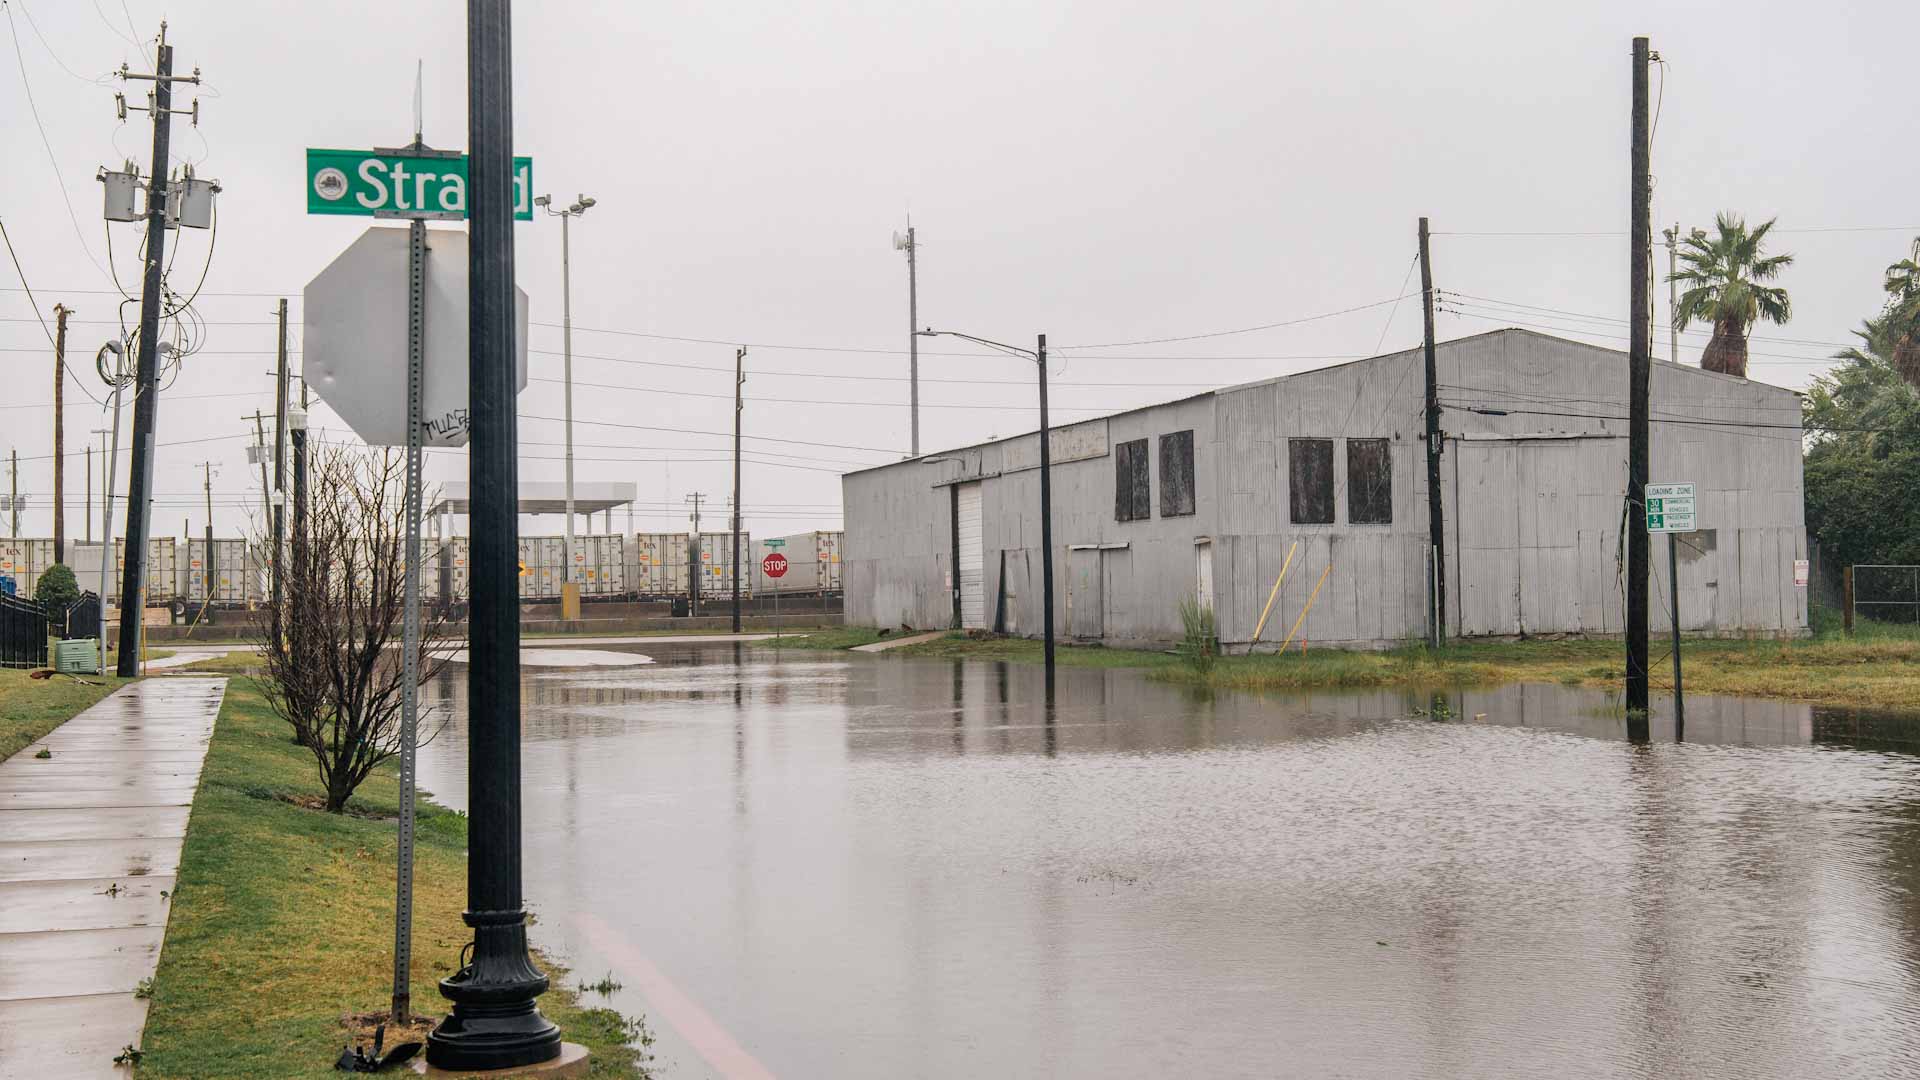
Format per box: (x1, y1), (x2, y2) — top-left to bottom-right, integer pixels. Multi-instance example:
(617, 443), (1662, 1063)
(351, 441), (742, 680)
(417, 644), (1920, 1078)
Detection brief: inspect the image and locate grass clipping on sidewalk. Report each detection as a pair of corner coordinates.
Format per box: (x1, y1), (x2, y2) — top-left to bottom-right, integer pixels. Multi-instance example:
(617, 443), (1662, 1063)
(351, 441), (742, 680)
(138, 677), (653, 1078)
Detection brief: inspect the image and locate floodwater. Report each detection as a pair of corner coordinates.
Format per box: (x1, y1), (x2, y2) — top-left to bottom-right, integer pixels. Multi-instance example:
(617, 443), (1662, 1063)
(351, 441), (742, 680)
(416, 644), (1920, 1079)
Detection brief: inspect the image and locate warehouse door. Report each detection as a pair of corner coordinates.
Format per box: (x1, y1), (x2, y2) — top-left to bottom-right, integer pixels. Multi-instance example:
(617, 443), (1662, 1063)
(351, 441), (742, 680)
(1068, 548), (1103, 639)
(1451, 442), (1521, 636)
(1195, 540), (1214, 613)
(956, 482), (986, 629)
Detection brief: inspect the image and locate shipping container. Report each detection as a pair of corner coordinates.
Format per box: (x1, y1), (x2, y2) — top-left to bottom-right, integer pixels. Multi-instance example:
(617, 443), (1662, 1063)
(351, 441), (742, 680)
(0, 539), (59, 601)
(629, 533), (690, 598)
(752, 530), (844, 596)
(695, 531), (752, 600)
(568, 534), (627, 596)
(429, 535), (471, 605)
(65, 539), (179, 603)
(181, 538), (265, 604)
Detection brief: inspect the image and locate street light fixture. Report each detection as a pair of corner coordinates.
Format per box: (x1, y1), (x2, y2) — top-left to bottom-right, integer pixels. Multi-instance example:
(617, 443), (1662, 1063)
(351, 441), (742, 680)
(536, 191), (595, 617)
(917, 327), (1055, 702)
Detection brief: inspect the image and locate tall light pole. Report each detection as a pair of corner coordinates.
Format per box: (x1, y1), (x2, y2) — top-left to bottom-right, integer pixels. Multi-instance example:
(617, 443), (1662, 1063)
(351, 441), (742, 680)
(893, 224), (919, 457)
(918, 327), (1054, 702)
(1663, 224), (1680, 366)
(535, 191), (596, 619)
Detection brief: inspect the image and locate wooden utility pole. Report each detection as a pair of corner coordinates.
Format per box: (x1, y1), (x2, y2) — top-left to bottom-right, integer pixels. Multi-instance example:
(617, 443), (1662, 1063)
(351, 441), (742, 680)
(250, 411), (271, 528)
(1419, 219), (1444, 648)
(731, 347), (745, 634)
(197, 460), (216, 620)
(52, 304), (69, 562)
(1626, 36), (1653, 720)
(7, 449), (17, 538)
(273, 299), (288, 621)
(85, 445), (92, 543)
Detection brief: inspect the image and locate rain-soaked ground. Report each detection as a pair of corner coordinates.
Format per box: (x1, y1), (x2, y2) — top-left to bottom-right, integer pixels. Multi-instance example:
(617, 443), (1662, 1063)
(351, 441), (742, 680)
(415, 642), (1920, 1079)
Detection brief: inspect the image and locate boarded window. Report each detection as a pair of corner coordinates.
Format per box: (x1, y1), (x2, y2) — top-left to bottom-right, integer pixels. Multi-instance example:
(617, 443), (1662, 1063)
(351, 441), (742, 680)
(1114, 438), (1151, 522)
(1347, 438), (1392, 524)
(1288, 439), (1334, 524)
(1159, 430), (1196, 517)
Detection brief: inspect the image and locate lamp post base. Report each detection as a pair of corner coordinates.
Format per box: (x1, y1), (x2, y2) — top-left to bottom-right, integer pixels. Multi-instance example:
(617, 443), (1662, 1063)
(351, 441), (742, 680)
(414, 1041), (588, 1078)
(425, 914), (562, 1072)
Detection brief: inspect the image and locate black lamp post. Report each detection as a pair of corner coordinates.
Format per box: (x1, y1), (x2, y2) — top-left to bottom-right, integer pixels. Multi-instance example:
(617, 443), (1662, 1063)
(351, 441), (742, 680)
(918, 329), (1055, 703)
(427, 0), (563, 1070)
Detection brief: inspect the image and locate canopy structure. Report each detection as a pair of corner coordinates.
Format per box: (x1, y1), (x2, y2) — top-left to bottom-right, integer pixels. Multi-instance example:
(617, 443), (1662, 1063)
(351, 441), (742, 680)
(429, 481), (637, 520)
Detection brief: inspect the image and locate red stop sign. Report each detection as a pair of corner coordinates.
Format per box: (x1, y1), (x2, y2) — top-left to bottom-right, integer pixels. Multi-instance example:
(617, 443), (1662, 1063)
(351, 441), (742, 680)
(762, 552), (789, 578)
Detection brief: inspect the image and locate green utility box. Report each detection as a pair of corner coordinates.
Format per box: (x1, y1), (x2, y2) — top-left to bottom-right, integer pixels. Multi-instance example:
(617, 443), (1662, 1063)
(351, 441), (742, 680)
(55, 639), (103, 675)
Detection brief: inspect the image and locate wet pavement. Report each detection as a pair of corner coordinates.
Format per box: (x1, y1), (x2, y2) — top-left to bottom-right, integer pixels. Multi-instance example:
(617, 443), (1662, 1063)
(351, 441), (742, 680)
(416, 644), (1920, 1079)
(0, 678), (226, 1080)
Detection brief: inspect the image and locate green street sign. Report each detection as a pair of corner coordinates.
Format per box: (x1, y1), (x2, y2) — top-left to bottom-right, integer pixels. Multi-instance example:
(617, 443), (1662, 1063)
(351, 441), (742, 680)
(306, 148), (533, 220)
(764, 539), (786, 549)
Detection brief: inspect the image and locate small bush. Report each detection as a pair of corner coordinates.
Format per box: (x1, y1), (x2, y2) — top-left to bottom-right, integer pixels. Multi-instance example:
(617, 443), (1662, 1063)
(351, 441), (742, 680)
(1177, 600), (1217, 675)
(34, 563), (79, 613)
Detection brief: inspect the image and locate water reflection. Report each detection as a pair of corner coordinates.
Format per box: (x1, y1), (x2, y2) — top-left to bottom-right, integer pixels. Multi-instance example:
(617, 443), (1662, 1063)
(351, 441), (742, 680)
(416, 644), (1920, 1079)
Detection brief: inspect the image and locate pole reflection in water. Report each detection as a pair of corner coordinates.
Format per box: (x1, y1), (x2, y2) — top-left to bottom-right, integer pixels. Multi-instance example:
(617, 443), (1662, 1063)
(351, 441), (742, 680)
(416, 643), (1920, 1080)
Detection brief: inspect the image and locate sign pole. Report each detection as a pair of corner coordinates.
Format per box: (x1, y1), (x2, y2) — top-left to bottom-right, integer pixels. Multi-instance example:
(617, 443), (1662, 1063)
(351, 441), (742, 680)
(393, 207), (426, 1026)
(1669, 533), (1683, 736)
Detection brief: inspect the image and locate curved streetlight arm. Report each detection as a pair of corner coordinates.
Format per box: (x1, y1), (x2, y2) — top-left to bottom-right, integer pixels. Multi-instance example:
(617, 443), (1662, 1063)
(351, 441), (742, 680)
(918, 327), (1038, 362)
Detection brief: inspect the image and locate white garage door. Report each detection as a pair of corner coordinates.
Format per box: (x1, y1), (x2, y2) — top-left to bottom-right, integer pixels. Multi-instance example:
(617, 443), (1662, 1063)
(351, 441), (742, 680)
(956, 482), (986, 629)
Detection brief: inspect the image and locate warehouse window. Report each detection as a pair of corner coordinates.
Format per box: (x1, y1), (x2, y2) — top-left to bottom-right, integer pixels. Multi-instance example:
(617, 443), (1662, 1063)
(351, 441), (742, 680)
(1115, 438), (1152, 522)
(1288, 438), (1334, 524)
(1160, 430), (1196, 517)
(1347, 438), (1392, 525)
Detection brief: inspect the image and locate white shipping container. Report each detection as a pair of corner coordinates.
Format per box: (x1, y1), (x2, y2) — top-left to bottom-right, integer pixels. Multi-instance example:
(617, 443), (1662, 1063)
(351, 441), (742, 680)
(429, 536), (471, 604)
(66, 539), (178, 603)
(569, 534), (627, 596)
(630, 533), (690, 598)
(0, 539), (58, 600)
(753, 531), (844, 595)
(696, 532), (752, 599)
(182, 538), (263, 604)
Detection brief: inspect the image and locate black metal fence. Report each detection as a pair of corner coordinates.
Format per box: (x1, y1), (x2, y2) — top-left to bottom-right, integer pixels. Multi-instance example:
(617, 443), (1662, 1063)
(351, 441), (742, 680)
(1852, 565), (1920, 627)
(60, 593), (102, 640)
(0, 593), (49, 669)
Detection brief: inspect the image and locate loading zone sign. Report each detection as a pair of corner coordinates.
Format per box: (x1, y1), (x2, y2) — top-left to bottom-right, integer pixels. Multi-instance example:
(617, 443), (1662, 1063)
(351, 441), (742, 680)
(1646, 482), (1696, 533)
(307, 148), (533, 220)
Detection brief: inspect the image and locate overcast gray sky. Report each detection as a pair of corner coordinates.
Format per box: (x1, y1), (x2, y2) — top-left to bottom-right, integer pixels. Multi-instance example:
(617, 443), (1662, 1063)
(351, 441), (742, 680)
(4, 0), (1916, 543)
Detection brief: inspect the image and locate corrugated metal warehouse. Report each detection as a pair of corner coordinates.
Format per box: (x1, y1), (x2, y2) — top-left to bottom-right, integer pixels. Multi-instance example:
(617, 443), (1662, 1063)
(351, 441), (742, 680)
(842, 329), (1808, 649)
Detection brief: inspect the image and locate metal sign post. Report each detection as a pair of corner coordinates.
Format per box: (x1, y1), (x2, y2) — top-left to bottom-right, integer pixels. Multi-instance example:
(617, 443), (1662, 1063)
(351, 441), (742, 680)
(763, 543), (787, 642)
(1647, 482), (1696, 732)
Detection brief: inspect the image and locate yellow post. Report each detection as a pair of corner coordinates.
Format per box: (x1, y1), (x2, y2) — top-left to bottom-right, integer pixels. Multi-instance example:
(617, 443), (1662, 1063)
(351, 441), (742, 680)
(560, 581), (582, 621)
(1251, 541), (1300, 642)
(1278, 564), (1332, 653)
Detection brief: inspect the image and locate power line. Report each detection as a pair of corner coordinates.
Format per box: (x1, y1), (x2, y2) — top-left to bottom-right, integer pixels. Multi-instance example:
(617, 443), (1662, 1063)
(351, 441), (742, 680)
(517, 413), (902, 456)
(2, 0), (110, 282)
(1052, 294), (1416, 350)
(1441, 290), (1857, 350)
(1434, 306), (1844, 367)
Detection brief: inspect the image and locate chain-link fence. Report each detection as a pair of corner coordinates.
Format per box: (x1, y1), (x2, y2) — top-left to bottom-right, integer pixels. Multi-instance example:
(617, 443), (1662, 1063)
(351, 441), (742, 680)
(1850, 565), (1920, 627)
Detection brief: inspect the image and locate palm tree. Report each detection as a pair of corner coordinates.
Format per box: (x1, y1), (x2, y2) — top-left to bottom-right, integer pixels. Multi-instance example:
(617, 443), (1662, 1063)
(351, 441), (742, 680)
(1882, 237), (1920, 387)
(1805, 314), (1914, 442)
(1668, 212), (1794, 378)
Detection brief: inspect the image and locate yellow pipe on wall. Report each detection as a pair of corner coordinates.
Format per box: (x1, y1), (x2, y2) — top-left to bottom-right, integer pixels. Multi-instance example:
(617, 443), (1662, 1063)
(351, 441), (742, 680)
(1278, 564), (1333, 653)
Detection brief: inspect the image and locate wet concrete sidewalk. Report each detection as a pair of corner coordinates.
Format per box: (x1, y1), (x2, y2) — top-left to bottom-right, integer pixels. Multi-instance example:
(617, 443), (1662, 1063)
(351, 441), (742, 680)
(0, 677), (227, 1079)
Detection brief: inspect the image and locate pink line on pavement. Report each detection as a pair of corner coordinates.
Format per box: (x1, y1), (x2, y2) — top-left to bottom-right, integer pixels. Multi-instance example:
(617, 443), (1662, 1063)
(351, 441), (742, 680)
(573, 910), (778, 1080)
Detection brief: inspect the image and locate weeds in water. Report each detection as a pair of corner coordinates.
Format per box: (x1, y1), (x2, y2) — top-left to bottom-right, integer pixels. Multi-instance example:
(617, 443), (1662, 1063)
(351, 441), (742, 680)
(582, 971), (623, 996)
(1177, 600), (1218, 676)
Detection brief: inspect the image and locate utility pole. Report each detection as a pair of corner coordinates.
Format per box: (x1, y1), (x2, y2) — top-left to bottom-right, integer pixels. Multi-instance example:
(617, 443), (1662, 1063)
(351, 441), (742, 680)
(732, 348), (745, 634)
(114, 24), (199, 676)
(52, 304), (69, 563)
(895, 224), (919, 456)
(272, 299), (288, 628)
(1626, 35), (1653, 722)
(1663, 224), (1679, 365)
(293, 377), (307, 566)
(7, 450), (17, 538)
(85, 445), (92, 543)
(425, 0), (564, 1067)
(249, 411), (272, 527)
(1419, 218), (1445, 648)
(686, 492), (705, 616)
(1036, 333), (1055, 703)
(197, 460), (216, 619)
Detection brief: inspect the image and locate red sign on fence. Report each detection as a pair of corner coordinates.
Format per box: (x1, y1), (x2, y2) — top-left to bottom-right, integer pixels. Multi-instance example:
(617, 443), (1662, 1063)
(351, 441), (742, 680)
(762, 552), (789, 579)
